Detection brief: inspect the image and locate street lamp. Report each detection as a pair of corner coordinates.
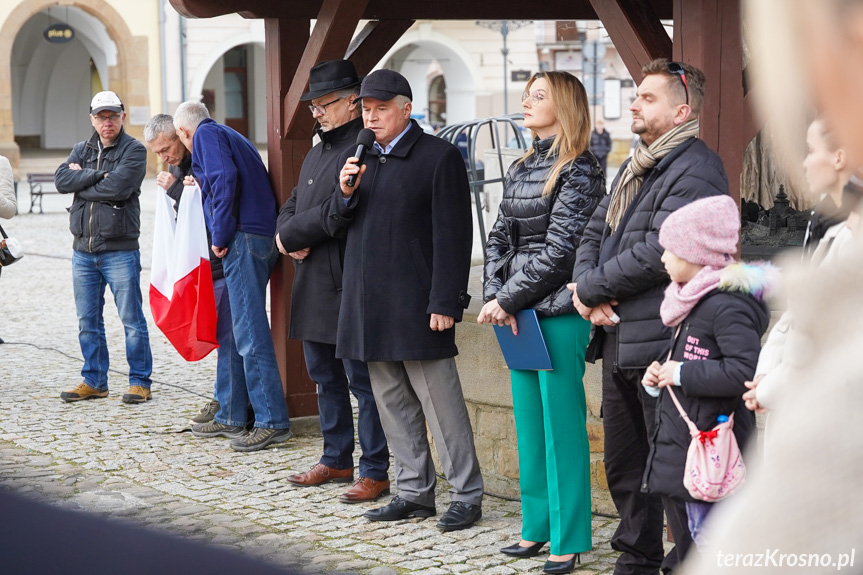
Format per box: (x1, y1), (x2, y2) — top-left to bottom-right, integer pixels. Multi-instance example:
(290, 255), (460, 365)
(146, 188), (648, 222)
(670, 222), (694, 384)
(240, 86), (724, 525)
(477, 20), (531, 115)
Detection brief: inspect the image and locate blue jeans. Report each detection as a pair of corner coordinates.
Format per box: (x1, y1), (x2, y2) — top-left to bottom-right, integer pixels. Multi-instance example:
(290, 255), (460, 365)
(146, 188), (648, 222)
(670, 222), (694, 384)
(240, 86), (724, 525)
(303, 341), (389, 480)
(211, 277), (249, 425)
(72, 250), (152, 390)
(219, 231), (289, 429)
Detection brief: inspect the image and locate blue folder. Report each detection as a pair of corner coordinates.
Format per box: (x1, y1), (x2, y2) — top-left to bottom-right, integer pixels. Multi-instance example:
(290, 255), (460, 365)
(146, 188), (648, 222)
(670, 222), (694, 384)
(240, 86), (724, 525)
(492, 309), (553, 371)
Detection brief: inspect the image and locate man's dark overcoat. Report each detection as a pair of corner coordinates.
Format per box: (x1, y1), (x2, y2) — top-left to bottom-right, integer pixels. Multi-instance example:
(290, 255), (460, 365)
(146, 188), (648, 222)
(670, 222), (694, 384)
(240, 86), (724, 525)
(276, 117), (363, 344)
(323, 120), (472, 362)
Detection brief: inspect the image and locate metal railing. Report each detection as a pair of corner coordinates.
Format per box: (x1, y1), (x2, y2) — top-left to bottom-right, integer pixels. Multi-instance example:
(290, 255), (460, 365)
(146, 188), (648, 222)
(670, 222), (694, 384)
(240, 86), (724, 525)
(437, 114), (528, 258)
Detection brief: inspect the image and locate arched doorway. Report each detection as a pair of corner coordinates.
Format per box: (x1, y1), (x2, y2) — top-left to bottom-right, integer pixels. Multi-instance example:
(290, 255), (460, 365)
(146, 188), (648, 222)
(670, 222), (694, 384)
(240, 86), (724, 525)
(11, 6), (116, 150)
(0, 0), (149, 168)
(382, 34), (479, 128)
(191, 41), (267, 145)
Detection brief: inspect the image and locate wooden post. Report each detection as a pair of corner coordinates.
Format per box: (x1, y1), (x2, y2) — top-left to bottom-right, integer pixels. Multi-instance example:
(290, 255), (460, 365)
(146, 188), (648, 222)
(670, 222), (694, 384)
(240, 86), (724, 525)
(674, 0), (746, 204)
(265, 17), (319, 417)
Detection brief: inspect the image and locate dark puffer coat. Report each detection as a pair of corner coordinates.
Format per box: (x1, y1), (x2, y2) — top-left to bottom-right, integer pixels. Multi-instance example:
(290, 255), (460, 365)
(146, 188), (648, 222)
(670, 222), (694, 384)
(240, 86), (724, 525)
(641, 263), (771, 502)
(484, 137), (604, 316)
(572, 137), (728, 368)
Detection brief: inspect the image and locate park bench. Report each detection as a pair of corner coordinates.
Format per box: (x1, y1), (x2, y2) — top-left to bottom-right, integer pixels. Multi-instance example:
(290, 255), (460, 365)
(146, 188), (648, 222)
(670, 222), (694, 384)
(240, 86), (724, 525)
(27, 173), (58, 214)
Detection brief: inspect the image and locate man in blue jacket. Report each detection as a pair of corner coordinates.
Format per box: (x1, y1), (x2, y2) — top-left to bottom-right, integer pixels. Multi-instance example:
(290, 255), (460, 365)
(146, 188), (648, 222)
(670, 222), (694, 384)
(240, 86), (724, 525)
(173, 101), (291, 452)
(55, 91), (153, 405)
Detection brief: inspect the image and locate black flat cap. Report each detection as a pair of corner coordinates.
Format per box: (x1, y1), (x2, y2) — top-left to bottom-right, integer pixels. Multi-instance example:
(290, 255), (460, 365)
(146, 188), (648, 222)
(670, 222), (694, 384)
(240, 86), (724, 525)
(301, 60), (362, 101)
(358, 69), (413, 102)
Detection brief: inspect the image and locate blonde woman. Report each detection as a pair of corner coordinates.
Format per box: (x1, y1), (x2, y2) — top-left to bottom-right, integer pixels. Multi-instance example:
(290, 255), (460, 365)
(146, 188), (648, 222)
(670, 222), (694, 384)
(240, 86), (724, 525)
(478, 71), (604, 574)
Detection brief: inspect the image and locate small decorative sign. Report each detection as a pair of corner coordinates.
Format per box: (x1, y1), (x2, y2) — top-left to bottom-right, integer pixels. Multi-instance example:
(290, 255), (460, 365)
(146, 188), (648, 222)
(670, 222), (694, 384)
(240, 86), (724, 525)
(44, 24), (75, 44)
(511, 70), (532, 82)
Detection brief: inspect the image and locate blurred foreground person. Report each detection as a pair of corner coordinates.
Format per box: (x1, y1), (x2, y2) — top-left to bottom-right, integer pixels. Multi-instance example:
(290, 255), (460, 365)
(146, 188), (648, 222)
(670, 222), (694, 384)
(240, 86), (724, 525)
(678, 2), (863, 573)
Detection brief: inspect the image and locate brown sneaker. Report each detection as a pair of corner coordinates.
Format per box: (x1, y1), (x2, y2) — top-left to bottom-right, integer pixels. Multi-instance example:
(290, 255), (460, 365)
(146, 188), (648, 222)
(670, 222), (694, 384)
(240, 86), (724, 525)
(339, 477), (391, 503)
(287, 463), (353, 487)
(122, 385), (152, 404)
(60, 382), (108, 403)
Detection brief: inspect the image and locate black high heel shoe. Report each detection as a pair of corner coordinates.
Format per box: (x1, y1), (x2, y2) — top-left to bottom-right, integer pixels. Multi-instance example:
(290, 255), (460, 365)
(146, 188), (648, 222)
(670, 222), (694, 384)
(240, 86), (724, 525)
(500, 540), (547, 558)
(542, 554), (580, 574)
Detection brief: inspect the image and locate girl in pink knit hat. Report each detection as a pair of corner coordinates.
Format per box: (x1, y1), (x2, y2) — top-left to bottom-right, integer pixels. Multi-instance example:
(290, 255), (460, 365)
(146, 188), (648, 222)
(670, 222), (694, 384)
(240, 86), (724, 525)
(640, 195), (777, 548)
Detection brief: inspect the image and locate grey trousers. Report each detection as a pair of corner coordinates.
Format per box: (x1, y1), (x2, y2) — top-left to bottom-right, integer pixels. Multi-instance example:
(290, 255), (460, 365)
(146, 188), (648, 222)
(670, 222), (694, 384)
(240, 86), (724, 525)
(367, 358), (484, 507)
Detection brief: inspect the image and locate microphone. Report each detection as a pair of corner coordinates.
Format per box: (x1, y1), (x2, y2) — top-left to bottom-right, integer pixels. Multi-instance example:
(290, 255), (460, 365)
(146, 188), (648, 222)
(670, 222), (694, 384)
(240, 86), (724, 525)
(347, 128), (376, 187)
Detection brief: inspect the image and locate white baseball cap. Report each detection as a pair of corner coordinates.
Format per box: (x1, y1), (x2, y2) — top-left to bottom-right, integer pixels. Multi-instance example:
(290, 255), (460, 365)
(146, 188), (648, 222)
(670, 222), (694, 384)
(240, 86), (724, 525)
(90, 91), (124, 115)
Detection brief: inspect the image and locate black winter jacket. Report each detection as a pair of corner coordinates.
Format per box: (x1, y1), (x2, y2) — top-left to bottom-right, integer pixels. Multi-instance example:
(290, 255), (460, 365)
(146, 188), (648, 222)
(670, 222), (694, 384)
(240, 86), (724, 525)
(641, 263), (771, 502)
(484, 137), (604, 316)
(276, 117), (363, 344)
(572, 137), (728, 368)
(55, 129), (146, 253)
(323, 121), (472, 362)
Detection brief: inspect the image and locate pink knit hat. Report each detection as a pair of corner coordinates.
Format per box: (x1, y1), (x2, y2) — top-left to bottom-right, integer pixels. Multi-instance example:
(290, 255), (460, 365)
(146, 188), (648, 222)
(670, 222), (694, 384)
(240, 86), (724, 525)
(659, 195), (740, 267)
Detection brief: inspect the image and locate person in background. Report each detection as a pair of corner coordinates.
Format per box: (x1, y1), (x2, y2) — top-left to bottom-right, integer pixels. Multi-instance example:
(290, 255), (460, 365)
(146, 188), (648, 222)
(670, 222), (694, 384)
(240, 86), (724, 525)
(590, 119), (613, 175)
(55, 91), (153, 405)
(479, 71), (603, 575)
(275, 60), (390, 503)
(173, 101), (292, 452)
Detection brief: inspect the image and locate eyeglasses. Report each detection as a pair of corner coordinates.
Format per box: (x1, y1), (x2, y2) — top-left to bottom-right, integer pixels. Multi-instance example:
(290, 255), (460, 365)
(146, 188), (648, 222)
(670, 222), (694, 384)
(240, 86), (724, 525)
(521, 90), (548, 105)
(666, 61), (689, 106)
(92, 113), (122, 124)
(308, 97), (343, 116)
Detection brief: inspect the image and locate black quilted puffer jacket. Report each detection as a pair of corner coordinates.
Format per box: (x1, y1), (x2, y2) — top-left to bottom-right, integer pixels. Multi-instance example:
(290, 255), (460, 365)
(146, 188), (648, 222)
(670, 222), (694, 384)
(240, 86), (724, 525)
(483, 136), (605, 317)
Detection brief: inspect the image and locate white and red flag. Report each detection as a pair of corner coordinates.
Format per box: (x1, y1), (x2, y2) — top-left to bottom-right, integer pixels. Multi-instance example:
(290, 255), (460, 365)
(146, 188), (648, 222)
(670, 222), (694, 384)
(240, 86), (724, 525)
(150, 183), (218, 361)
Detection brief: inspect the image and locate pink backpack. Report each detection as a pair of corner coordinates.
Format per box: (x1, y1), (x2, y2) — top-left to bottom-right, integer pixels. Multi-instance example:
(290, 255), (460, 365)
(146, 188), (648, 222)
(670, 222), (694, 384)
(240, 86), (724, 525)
(667, 386), (746, 502)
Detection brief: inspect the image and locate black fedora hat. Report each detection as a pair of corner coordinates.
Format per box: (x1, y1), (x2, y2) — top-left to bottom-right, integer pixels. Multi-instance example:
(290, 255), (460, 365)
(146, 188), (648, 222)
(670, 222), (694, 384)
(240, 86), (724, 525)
(300, 60), (363, 101)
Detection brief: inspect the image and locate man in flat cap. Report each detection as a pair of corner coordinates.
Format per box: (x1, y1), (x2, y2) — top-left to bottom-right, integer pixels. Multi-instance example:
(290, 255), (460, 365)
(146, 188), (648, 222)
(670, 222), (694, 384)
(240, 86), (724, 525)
(55, 91), (153, 405)
(327, 69), (483, 531)
(276, 60), (390, 503)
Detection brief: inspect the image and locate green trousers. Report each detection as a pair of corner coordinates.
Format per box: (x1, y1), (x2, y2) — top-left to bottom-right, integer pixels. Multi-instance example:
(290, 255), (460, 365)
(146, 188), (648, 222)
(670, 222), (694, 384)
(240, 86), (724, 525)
(511, 313), (592, 555)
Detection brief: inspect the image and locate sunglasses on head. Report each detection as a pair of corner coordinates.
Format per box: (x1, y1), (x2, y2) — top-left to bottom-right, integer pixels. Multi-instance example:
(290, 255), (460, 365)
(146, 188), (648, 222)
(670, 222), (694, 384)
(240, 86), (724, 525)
(666, 61), (689, 106)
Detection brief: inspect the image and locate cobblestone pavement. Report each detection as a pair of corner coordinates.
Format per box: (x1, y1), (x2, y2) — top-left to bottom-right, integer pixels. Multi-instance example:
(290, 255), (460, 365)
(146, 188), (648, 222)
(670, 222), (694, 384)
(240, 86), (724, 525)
(0, 185), (622, 574)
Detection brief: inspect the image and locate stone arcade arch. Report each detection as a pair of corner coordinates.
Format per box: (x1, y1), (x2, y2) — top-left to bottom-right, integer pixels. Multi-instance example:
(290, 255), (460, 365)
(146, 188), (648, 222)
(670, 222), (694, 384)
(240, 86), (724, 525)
(0, 0), (150, 168)
(381, 29), (480, 127)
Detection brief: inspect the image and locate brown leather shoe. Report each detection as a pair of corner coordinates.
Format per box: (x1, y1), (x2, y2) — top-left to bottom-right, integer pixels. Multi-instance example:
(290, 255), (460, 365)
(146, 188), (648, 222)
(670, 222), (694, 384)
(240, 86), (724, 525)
(287, 463), (353, 486)
(339, 477), (391, 503)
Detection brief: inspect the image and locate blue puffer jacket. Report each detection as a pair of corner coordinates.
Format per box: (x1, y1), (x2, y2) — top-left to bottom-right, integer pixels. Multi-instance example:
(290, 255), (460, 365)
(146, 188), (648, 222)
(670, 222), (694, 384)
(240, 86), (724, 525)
(191, 118), (276, 247)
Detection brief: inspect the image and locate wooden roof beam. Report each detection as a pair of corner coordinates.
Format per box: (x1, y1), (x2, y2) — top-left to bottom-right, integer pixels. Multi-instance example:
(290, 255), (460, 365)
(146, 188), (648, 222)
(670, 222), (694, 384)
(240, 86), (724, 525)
(589, 0), (672, 84)
(346, 20), (416, 76)
(283, 0), (370, 136)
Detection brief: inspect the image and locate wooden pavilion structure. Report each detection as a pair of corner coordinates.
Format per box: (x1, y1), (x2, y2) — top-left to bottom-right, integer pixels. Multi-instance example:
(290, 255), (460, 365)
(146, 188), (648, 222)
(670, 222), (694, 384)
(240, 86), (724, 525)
(169, 0), (754, 417)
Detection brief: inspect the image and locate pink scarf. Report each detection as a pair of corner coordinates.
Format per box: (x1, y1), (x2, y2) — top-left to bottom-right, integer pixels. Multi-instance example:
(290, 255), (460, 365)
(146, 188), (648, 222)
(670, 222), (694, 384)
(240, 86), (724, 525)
(660, 266), (725, 327)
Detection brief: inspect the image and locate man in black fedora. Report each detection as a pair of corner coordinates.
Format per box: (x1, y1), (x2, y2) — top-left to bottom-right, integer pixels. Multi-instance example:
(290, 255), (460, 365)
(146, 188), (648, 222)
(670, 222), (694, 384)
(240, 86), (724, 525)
(327, 69), (483, 531)
(276, 60), (390, 503)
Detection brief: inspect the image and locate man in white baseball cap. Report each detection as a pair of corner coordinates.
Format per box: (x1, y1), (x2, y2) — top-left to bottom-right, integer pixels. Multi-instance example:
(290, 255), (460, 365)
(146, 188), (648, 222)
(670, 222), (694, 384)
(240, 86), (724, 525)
(54, 90), (152, 405)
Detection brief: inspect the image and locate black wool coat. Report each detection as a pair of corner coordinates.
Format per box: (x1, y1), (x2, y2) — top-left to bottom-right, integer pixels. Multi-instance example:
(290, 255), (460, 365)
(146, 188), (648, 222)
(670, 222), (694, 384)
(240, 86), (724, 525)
(641, 284), (769, 502)
(276, 117), (364, 344)
(323, 121), (472, 362)
(572, 137), (729, 369)
(484, 137), (604, 316)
